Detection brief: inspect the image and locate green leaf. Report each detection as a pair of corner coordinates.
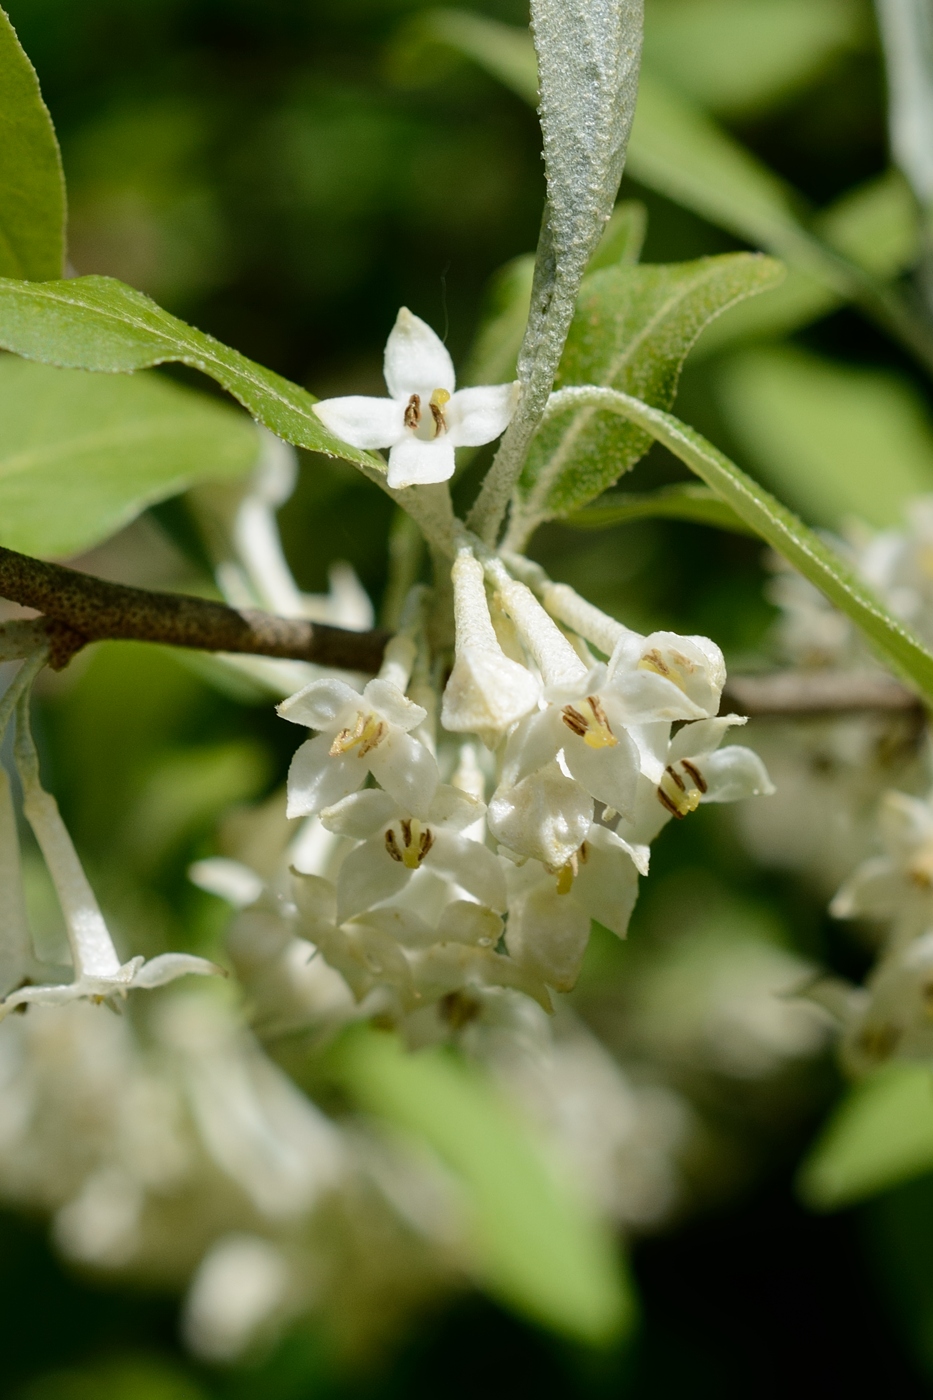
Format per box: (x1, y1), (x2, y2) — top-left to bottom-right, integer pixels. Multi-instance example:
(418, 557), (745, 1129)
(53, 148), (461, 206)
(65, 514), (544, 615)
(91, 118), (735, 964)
(0, 357), (260, 557)
(0, 7), (66, 280)
(716, 346), (933, 528)
(508, 252), (784, 538)
(464, 203), (647, 389)
(694, 169), (920, 358)
(798, 1063), (933, 1211)
(565, 483), (753, 534)
(0, 275), (384, 473)
(644, 0), (863, 119)
(539, 386), (933, 703)
(333, 1028), (635, 1345)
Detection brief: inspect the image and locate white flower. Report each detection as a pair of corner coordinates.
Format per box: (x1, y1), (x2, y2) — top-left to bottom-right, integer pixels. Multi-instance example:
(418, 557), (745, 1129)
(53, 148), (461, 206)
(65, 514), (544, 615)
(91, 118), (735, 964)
(839, 930), (933, 1075)
(831, 789), (933, 931)
(312, 308), (519, 490)
(278, 636), (438, 819)
(0, 713), (219, 1020)
(504, 824), (645, 992)
(618, 716), (775, 847)
(320, 786), (506, 923)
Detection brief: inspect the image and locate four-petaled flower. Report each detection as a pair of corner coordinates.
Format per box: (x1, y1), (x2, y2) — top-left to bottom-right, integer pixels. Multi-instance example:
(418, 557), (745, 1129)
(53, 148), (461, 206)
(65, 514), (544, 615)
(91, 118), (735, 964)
(312, 308), (519, 489)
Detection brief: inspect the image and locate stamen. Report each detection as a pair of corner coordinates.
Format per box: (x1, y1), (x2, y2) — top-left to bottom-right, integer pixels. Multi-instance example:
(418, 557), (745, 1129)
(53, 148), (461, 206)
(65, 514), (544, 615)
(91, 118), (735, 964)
(385, 819), (434, 870)
(330, 711), (387, 758)
(637, 646), (697, 693)
(657, 763), (703, 819)
(560, 695), (617, 749)
(404, 394), (421, 429)
(429, 388), (450, 437)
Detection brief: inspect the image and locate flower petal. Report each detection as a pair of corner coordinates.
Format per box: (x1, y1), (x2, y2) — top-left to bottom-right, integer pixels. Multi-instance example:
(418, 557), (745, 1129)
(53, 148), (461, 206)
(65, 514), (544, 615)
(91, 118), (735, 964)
(277, 678), (361, 731)
(386, 437), (456, 489)
(131, 953), (222, 989)
(488, 760), (592, 868)
(368, 729), (439, 819)
(446, 383), (518, 447)
(384, 307), (455, 398)
(831, 858), (903, 920)
(336, 839), (410, 922)
(319, 789), (400, 839)
(573, 826), (640, 937)
(427, 784), (485, 831)
(312, 395), (404, 450)
(286, 734), (366, 818)
(426, 830), (507, 911)
(699, 745), (775, 802)
(668, 714), (746, 764)
(505, 880), (591, 992)
(562, 725), (640, 814)
(361, 678), (427, 732)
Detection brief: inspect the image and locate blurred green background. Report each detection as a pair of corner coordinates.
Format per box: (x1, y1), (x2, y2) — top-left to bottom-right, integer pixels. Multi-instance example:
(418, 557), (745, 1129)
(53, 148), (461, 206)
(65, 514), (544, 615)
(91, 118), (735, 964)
(5, 0), (933, 1394)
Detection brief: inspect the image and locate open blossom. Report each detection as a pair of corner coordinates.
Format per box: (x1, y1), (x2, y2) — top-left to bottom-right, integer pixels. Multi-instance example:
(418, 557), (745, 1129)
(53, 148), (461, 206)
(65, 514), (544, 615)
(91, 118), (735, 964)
(312, 308), (518, 490)
(831, 789), (933, 935)
(279, 636), (438, 819)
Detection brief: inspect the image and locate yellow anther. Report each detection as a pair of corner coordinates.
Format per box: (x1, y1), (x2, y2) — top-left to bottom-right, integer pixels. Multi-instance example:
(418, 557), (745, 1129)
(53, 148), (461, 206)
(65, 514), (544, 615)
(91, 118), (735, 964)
(385, 818), (434, 870)
(550, 841), (588, 895)
(560, 694), (617, 749)
(908, 847), (933, 888)
(656, 763), (704, 819)
(637, 646), (697, 695)
(428, 387), (450, 438)
(330, 711), (387, 758)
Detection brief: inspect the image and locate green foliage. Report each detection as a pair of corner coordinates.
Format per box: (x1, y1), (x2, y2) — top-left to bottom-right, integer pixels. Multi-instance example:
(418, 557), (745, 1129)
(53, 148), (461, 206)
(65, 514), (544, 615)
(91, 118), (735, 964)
(565, 482), (752, 534)
(333, 1027), (635, 1346)
(0, 6), (65, 280)
(0, 275), (383, 473)
(510, 252), (783, 533)
(554, 387), (933, 703)
(643, 0), (862, 118)
(0, 356), (259, 557)
(716, 346), (933, 528)
(798, 1064), (933, 1210)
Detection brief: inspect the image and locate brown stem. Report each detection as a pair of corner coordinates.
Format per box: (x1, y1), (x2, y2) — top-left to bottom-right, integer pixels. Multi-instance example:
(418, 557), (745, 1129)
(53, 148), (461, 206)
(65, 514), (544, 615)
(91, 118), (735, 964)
(722, 669), (923, 717)
(0, 545), (388, 673)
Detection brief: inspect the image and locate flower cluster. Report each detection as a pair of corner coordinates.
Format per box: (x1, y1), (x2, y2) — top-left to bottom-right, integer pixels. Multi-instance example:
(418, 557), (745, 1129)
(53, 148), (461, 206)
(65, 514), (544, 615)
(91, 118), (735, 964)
(261, 543), (773, 1020)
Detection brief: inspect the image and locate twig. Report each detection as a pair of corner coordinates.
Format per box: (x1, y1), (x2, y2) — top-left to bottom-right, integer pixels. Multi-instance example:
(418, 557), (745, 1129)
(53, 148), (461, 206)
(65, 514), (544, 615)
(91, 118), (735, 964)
(0, 545), (389, 673)
(723, 669), (923, 717)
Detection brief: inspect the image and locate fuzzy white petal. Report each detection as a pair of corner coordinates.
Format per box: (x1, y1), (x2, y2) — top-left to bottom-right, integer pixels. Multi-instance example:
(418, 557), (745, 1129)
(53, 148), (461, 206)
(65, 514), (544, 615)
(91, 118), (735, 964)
(441, 646), (540, 742)
(488, 761), (592, 868)
(319, 789), (400, 839)
(312, 395), (404, 450)
(426, 830), (507, 912)
(668, 714), (746, 764)
(505, 880), (591, 993)
(573, 827), (640, 938)
(286, 734), (367, 818)
(699, 745), (774, 802)
(384, 307), (456, 398)
(277, 678), (361, 731)
(336, 840), (411, 922)
(386, 436), (456, 489)
(361, 678), (427, 732)
(131, 953), (222, 989)
(368, 729), (439, 819)
(562, 726), (640, 814)
(446, 383), (518, 447)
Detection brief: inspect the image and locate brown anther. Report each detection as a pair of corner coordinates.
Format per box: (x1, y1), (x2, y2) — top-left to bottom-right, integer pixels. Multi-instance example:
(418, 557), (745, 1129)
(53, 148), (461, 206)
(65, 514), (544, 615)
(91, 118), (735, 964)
(404, 394), (421, 429)
(419, 828), (435, 860)
(400, 818), (412, 846)
(385, 829), (404, 862)
(579, 841), (590, 865)
(680, 759), (708, 794)
(430, 401), (447, 436)
(561, 705), (589, 737)
(657, 786), (684, 819)
(440, 990), (483, 1030)
(357, 721), (386, 758)
(587, 695), (610, 728)
(665, 764), (687, 792)
(329, 711), (366, 756)
(641, 648), (670, 676)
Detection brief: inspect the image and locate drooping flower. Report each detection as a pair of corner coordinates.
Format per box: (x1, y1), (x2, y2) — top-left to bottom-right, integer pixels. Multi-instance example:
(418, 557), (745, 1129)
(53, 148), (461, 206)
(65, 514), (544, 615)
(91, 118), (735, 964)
(831, 789), (933, 936)
(312, 308), (519, 489)
(279, 635), (438, 819)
